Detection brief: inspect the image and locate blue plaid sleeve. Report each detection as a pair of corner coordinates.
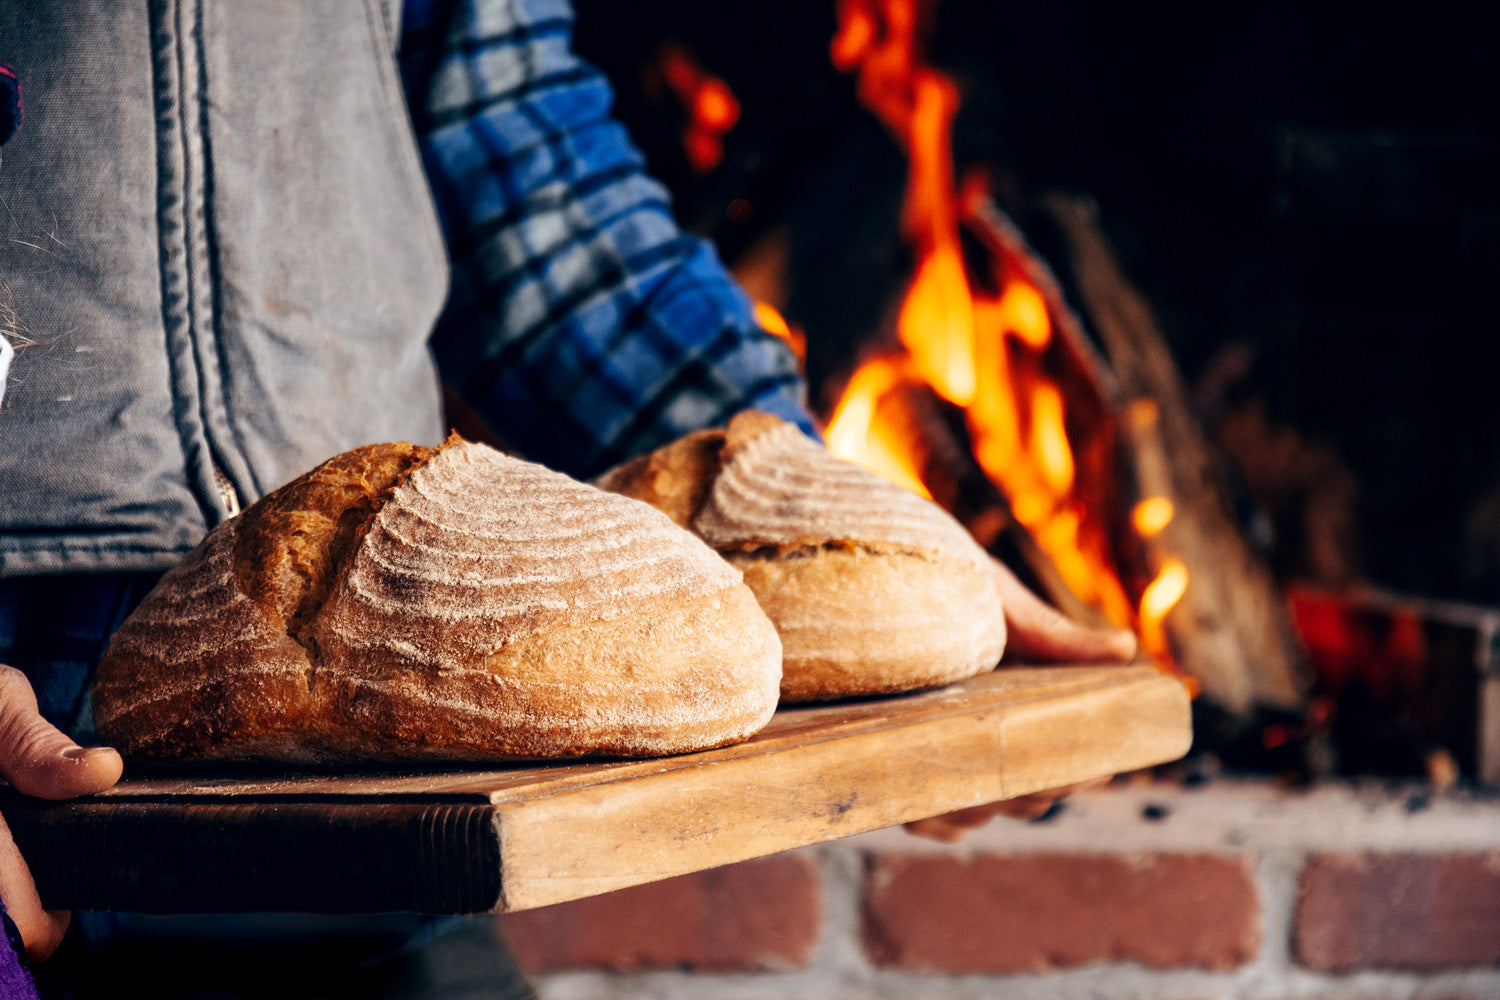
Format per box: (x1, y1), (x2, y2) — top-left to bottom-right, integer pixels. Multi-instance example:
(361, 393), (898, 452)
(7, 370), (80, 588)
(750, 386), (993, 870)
(401, 0), (816, 478)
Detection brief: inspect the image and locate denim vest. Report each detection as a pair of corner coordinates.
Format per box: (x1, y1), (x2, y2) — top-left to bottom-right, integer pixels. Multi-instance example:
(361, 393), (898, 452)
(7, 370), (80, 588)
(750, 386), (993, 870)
(0, 0), (449, 577)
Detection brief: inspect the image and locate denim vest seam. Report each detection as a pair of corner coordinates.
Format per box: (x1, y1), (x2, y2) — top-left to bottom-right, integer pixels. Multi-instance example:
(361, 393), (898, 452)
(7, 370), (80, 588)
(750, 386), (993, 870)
(0, 4), (449, 578)
(361, 0), (454, 292)
(190, 0), (263, 503)
(149, 0), (223, 530)
(174, 0), (251, 514)
(0, 541), (189, 556)
(0, 541), (195, 580)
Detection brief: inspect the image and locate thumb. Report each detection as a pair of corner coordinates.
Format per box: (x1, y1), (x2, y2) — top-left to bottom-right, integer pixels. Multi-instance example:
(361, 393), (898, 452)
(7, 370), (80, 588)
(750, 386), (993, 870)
(992, 560), (1138, 664)
(0, 666), (122, 800)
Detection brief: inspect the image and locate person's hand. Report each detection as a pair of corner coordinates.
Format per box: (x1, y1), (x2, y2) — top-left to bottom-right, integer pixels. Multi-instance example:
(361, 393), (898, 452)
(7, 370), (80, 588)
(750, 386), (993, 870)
(903, 778), (1111, 841)
(903, 560), (1136, 841)
(992, 559), (1137, 664)
(0, 664), (123, 961)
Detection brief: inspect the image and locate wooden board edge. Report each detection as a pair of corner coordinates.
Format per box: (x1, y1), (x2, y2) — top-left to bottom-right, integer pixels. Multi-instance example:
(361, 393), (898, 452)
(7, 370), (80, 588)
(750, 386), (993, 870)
(998, 667), (1193, 797)
(481, 666), (1177, 807)
(5, 797), (505, 915)
(493, 670), (1191, 911)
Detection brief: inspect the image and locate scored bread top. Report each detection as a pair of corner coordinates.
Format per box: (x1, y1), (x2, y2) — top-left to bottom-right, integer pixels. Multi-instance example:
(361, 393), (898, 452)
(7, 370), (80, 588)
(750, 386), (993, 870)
(231, 440), (436, 648)
(694, 414), (994, 570)
(597, 411), (993, 569)
(313, 437), (746, 664)
(93, 436), (781, 762)
(593, 412), (1007, 702)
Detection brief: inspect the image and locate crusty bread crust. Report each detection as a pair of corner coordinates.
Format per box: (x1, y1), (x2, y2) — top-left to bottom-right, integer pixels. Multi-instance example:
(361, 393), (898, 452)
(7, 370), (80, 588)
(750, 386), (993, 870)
(592, 428), (724, 530)
(92, 437), (782, 763)
(595, 412), (1007, 702)
(728, 546), (1003, 701)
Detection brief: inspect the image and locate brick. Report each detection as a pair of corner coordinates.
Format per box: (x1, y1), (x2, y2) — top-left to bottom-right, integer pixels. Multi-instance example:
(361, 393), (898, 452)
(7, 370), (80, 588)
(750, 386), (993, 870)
(500, 853), (822, 972)
(1295, 851), (1500, 971)
(862, 851), (1258, 972)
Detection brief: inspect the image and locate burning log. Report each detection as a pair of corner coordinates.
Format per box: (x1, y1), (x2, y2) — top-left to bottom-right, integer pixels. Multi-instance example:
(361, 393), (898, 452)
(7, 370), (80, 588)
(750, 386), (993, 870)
(1029, 193), (1310, 716)
(858, 374), (1114, 632)
(816, 0), (1308, 727)
(816, 190), (1311, 726)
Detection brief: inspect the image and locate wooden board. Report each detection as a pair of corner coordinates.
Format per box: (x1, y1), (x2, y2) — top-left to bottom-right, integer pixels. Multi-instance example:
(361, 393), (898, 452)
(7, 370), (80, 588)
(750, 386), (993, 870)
(1, 665), (1190, 915)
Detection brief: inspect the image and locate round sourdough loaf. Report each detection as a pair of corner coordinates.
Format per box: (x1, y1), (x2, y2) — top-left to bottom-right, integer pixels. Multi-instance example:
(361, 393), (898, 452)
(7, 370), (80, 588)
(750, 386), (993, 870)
(91, 437), (783, 763)
(594, 412), (1007, 701)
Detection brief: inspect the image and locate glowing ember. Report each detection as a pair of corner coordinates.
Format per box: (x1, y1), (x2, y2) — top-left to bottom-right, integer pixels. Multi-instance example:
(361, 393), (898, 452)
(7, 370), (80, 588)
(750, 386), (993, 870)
(656, 42), (741, 173)
(693, 79), (739, 133)
(1132, 498), (1175, 537)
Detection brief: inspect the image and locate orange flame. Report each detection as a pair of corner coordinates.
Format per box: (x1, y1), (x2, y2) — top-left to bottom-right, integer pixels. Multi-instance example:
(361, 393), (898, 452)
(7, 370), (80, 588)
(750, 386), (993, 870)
(657, 42), (741, 173)
(1139, 559), (1188, 665)
(899, 243), (975, 405)
(994, 280), (1051, 350)
(825, 358), (932, 498)
(754, 301), (807, 364)
(1132, 498), (1175, 537)
(823, 0), (1189, 673)
(1133, 497), (1186, 664)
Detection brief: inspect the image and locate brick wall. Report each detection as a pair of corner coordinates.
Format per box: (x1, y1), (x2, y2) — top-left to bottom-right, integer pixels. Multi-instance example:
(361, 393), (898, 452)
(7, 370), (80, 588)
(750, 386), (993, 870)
(496, 779), (1500, 1000)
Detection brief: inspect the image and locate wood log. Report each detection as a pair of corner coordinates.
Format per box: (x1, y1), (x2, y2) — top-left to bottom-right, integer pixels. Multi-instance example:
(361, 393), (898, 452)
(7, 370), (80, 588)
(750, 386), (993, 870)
(868, 377), (1114, 630)
(960, 199), (1138, 634)
(812, 186), (1306, 720)
(1034, 193), (1310, 715)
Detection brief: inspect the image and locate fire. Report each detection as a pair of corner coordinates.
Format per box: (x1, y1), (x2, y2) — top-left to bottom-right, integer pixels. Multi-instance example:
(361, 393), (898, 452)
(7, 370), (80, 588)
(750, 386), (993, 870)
(824, 358), (932, 498)
(1139, 558), (1188, 665)
(1132, 498), (1175, 537)
(655, 42), (741, 173)
(898, 243), (975, 406)
(835, 0), (974, 409)
(754, 301), (807, 364)
(823, 0), (1189, 670)
(1031, 383), (1074, 497)
(994, 280), (1050, 350)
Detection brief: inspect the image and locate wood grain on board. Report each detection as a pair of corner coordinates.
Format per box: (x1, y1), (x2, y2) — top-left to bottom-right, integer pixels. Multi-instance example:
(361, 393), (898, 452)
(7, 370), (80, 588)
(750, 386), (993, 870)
(2, 665), (1190, 915)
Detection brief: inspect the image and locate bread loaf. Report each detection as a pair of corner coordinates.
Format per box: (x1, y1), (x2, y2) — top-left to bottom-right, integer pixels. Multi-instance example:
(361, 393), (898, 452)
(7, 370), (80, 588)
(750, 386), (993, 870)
(92, 436), (783, 762)
(595, 412), (1006, 701)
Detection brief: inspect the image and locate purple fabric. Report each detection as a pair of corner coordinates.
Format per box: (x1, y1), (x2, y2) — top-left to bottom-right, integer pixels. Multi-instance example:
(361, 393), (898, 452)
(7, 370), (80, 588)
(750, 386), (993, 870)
(0, 902), (39, 1000)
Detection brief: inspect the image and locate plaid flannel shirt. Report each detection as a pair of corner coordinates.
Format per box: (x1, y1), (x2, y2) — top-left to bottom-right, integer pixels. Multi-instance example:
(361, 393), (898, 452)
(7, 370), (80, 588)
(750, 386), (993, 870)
(401, 0), (816, 479)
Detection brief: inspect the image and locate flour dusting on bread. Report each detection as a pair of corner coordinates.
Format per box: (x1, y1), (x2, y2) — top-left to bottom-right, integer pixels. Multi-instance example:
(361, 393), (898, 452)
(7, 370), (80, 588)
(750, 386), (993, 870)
(596, 412), (1007, 701)
(93, 437), (782, 762)
(319, 441), (742, 661)
(695, 417), (994, 570)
